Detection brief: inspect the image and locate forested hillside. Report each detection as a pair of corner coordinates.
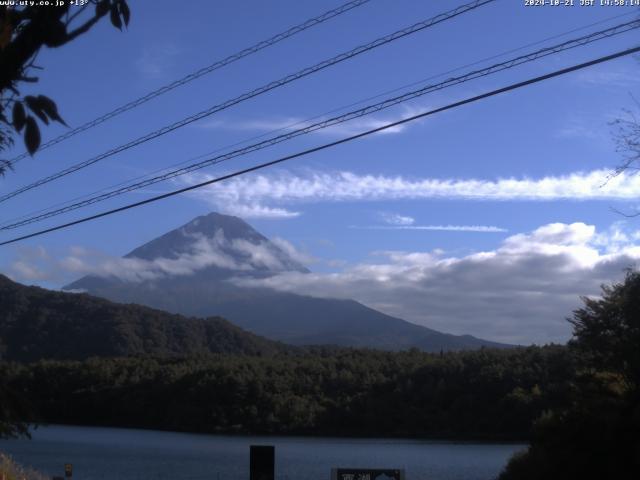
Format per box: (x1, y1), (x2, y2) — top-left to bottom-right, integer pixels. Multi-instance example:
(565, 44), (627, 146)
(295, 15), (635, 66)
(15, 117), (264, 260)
(0, 275), (284, 361)
(1, 346), (573, 440)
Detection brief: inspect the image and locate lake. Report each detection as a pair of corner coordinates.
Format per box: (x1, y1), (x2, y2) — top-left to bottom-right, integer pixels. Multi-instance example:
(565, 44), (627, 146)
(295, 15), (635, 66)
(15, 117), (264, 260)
(0, 425), (525, 480)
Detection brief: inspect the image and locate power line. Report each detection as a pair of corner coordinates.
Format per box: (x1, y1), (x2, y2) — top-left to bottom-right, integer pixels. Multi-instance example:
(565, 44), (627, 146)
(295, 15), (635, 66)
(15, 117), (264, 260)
(6, 0), (373, 166)
(3, 18), (636, 230)
(2, 18), (638, 231)
(2, 8), (630, 230)
(0, 0), (496, 205)
(1, 44), (638, 247)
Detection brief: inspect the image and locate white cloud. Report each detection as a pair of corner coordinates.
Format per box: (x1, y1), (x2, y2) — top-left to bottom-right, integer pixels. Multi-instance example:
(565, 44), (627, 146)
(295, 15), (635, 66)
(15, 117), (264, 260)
(555, 120), (607, 142)
(58, 231), (249, 283)
(379, 212), (415, 226)
(8, 220), (640, 346)
(231, 222), (640, 345)
(183, 168), (640, 217)
(220, 203), (301, 219)
(9, 261), (49, 282)
(351, 225), (507, 233)
(7, 246), (51, 282)
(136, 43), (181, 78)
(229, 236), (294, 272)
(8, 230), (309, 285)
(270, 237), (317, 265)
(198, 103), (426, 137)
(576, 66), (640, 88)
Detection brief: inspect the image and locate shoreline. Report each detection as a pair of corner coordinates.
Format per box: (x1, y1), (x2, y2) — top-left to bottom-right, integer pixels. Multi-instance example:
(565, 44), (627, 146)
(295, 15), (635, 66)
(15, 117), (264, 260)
(4, 422), (530, 446)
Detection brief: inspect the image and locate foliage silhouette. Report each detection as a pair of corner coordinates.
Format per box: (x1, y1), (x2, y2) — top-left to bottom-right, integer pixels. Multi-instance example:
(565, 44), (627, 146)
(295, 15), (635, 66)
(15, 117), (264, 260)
(0, 0), (130, 171)
(499, 271), (640, 479)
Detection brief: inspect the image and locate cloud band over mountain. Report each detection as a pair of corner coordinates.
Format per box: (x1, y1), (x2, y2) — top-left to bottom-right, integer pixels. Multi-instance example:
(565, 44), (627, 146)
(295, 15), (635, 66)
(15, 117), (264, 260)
(8, 220), (640, 345)
(231, 222), (640, 344)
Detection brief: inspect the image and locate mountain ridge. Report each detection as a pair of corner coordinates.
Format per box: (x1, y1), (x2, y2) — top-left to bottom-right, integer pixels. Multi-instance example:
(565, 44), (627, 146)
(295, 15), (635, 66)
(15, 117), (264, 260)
(65, 212), (511, 352)
(0, 273), (285, 361)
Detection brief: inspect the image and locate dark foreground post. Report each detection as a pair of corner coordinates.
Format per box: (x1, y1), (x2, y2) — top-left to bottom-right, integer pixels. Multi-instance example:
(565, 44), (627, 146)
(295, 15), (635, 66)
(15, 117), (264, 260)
(250, 445), (275, 480)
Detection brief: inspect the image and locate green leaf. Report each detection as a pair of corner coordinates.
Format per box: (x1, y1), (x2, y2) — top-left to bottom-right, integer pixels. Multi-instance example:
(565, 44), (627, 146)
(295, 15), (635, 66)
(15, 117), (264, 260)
(12, 102), (26, 132)
(110, 4), (122, 30)
(24, 116), (41, 155)
(24, 96), (49, 125)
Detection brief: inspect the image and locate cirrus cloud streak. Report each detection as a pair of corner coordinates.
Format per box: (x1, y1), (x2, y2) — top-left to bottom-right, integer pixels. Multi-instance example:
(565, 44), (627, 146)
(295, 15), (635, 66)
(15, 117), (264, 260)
(184, 168), (640, 218)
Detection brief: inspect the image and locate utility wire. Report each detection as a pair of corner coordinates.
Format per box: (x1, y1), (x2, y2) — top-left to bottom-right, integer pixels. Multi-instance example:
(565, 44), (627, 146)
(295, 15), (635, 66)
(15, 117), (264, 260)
(0, 0), (496, 205)
(2, 8), (630, 230)
(1, 6), (633, 234)
(2, 19), (638, 231)
(1, 44), (638, 247)
(6, 0), (373, 166)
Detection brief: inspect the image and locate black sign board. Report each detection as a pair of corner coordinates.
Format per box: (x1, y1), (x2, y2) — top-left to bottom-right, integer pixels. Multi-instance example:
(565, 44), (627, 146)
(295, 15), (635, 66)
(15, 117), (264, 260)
(64, 463), (73, 478)
(250, 445), (275, 480)
(333, 468), (405, 480)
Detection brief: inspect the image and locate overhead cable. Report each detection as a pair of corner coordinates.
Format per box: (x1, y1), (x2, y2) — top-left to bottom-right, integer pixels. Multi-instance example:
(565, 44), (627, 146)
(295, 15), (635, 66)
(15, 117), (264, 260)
(0, 0), (496, 204)
(1, 44), (638, 246)
(6, 0), (373, 165)
(2, 19), (637, 231)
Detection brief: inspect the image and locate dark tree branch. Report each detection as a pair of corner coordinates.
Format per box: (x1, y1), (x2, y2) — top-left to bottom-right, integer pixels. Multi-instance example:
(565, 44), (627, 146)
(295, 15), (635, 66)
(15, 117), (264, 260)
(64, 10), (108, 43)
(65, 3), (90, 26)
(0, 1), (129, 157)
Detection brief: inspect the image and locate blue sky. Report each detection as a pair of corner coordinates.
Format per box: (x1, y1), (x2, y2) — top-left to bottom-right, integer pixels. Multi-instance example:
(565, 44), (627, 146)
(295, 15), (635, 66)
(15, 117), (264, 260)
(1, 0), (640, 344)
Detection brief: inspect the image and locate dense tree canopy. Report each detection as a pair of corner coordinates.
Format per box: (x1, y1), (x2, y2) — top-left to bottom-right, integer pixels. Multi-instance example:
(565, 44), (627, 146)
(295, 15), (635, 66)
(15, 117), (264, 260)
(499, 271), (640, 479)
(1, 345), (573, 440)
(569, 269), (640, 388)
(0, 274), (286, 362)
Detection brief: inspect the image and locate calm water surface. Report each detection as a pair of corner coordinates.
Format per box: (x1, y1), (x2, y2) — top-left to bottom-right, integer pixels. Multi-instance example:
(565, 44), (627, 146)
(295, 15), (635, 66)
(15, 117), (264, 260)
(0, 425), (525, 480)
